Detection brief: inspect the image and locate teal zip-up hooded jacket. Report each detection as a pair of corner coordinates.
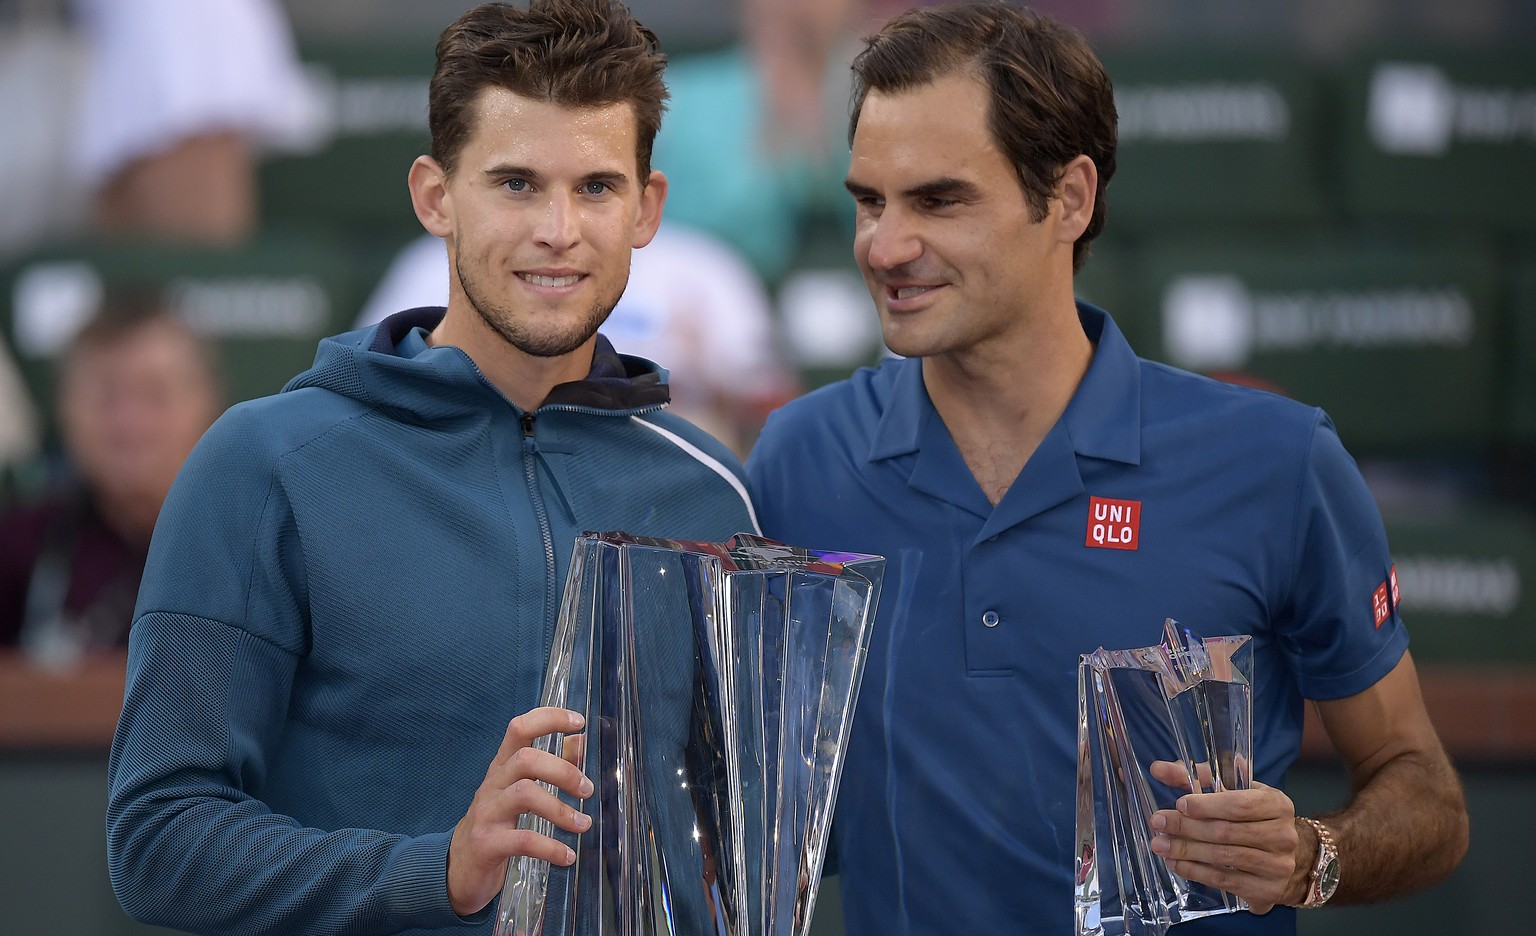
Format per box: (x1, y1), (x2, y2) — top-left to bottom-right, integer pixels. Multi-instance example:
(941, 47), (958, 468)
(106, 309), (758, 935)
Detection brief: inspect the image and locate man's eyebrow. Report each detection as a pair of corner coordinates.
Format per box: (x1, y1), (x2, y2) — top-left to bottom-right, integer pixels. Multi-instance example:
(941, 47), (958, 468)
(484, 163), (540, 182)
(902, 177), (981, 201)
(844, 179), (879, 199)
(844, 177), (982, 201)
(581, 170), (631, 190)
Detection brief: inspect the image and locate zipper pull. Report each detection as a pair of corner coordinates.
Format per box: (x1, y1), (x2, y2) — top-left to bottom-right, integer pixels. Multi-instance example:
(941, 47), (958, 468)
(520, 412), (536, 437)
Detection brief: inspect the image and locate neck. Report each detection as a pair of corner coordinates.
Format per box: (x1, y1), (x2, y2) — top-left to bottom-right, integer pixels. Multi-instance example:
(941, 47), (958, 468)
(921, 297), (1094, 505)
(428, 302), (595, 411)
(923, 299), (1092, 433)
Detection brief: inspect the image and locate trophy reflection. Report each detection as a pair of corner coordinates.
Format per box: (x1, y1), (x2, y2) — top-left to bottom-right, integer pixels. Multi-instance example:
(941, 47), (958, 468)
(1075, 619), (1254, 936)
(494, 532), (884, 936)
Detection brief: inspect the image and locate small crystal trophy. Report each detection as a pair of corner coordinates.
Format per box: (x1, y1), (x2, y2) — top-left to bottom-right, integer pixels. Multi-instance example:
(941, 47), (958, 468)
(1075, 619), (1254, 936)
(493, 532), (884, 936)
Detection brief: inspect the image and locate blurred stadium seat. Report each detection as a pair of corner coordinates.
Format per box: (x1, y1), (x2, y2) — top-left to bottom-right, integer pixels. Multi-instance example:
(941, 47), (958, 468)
(1336, 47), (1536, 231)
(1385, 512), (1536, 665)
(1098, 47), (1328, 230)
(1129, 237), (1501, 457)
(257, 40), (433, 239)
(1507, 253), (1536, 452)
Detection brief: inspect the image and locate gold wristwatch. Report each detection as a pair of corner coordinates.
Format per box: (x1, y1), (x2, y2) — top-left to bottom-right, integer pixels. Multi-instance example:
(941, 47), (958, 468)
(1297, 817), (1340, 908)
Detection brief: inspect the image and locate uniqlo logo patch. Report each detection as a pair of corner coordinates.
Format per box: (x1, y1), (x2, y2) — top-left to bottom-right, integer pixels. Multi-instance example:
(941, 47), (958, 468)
(1389, 564), (1400, 607)
(1086, 497), (1141, 551)
(1372, 582), (1391, 628)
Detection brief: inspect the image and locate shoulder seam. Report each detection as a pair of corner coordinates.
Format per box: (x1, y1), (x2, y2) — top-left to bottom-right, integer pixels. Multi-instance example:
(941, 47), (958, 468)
(628, 415), (760, 534)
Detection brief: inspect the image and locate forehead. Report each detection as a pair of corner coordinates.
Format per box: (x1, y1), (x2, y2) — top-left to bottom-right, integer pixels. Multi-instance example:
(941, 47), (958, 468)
(65, 320), (208, 383)
(461, 86), (640, 174)
(850, 72), (1010, 187)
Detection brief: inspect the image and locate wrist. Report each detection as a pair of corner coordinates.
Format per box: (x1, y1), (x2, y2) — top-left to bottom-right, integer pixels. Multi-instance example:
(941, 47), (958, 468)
(1292, 817), (1341, 908)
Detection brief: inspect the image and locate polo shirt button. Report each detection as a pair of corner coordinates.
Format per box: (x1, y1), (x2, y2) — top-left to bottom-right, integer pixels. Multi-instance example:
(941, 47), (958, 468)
(981, 610), (1000, 628)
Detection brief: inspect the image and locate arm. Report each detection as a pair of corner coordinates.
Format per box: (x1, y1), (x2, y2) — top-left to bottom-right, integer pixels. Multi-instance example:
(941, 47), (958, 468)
(1151, 413), (1468, 913)
(1151, 654), (1468, 912)
(107, 411), (591, 933)
(1300, 650), (1467, 903)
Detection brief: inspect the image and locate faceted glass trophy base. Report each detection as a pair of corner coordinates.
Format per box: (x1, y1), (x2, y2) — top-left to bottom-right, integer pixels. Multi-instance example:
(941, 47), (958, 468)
(1075, 619), (1254, 936)
(495, 532), (884, 936)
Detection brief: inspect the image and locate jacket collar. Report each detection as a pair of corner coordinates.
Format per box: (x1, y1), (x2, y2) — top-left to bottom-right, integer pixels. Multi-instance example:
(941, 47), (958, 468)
(366, 306), (670, 411)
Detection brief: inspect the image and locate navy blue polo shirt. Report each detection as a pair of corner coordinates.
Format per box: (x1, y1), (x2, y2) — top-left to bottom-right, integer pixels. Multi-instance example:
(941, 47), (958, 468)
(745, 304), (1408, 936)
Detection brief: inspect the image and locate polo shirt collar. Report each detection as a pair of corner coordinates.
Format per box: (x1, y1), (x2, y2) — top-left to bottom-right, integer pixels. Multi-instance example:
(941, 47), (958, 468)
(1063, 302), (1142, 467)
(866, 300), (1142, 467)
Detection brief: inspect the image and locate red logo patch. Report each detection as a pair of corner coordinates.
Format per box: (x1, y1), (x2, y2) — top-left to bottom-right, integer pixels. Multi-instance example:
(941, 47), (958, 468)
(1389, 564), (1400, 607)
(1372, 582), (1391, 628)
(1086, 497), (1141, 551)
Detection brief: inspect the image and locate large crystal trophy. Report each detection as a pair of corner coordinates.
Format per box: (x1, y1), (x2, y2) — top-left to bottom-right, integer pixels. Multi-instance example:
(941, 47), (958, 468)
(494, 532), (884, 936)
(1075, 619), (1255, 936)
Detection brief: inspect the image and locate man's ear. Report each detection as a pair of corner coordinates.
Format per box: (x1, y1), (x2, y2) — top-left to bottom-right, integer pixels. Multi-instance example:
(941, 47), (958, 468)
(408, 155), (453, 238)
(1054, 154), (1097, 244)
(632, 169), (668, 249)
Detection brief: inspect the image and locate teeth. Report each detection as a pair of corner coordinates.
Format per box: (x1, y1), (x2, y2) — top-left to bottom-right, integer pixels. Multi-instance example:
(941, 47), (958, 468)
(521, 273), (581, 287)
(895, 286), (930, 299)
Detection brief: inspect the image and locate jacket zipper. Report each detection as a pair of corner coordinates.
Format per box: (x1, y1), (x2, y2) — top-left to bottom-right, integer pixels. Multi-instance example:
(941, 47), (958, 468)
(519, 411), (559, 666)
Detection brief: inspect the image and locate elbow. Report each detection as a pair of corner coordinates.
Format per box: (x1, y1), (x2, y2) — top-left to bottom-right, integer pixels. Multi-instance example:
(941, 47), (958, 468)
(1424, 768), (1470, 887)
(106, 809), (170, 927)
(1444, 788), (1471, 875)
(106, 791), (195, 930)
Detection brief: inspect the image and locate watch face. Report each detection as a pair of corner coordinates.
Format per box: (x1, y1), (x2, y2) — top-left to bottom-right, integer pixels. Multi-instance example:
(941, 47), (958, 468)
(1318, 855), (1341, 899)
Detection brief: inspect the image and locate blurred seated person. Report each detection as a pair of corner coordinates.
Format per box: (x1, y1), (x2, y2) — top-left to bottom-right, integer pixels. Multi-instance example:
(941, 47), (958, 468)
(0, 0), (313, 255)
(0, 296), (221, 665)
(358, 223), (798, 457)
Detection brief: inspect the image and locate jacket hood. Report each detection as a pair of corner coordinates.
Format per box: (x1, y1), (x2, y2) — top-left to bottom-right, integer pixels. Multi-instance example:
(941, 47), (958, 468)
(282, 307), (671, 423)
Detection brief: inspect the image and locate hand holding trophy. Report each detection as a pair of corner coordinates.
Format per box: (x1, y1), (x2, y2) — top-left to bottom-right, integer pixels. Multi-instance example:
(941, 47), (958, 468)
(1076, 618), (1255, 936)
(494, 532), (884, 936)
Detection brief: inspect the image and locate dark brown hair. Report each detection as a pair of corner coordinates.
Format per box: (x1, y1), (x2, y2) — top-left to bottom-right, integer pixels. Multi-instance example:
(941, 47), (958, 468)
(429, 0), (669, 179)
(850, 2), (1117, 271)
(60, 288), (219, 391)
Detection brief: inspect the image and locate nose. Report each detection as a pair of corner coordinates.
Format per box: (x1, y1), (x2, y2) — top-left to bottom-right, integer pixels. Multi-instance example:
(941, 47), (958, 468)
(534, 192), (581, 251)
(861, 207), (922, 273)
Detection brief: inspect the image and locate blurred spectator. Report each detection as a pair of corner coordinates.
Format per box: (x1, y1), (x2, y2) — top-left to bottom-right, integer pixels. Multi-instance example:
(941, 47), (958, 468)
(0, 0), (314, 255)
(0, 331), (42, 505)
(0, 295), (221, 666)
(358, 223), (798, 456)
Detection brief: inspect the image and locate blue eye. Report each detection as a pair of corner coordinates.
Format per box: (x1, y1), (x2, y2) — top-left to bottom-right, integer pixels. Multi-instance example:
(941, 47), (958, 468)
(582, 181), (611, 196)
(504, 179), (529, 193)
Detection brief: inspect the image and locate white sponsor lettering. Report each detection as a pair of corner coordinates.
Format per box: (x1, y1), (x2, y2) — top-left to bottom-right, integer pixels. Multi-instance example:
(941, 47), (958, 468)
(1369, 62), (1536, 155)
(1090, 523), (1135, 546)
(169, 278), (331, 338)
(1117, 83), (1290, 142)
(1163, 275), (1476, 368)
(1251, 289), (1473, 350)
(1395, 556), (1521, 617)
(291, 65), (429, 151)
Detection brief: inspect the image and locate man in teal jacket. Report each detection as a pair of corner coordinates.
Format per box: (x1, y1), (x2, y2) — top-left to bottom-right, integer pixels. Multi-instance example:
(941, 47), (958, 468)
(106, 3), (757, 933)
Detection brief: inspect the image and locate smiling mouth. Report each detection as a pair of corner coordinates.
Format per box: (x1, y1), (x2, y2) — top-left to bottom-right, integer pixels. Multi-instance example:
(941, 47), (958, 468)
(889, 284), (939, 300)
(518, 273), (583, 287)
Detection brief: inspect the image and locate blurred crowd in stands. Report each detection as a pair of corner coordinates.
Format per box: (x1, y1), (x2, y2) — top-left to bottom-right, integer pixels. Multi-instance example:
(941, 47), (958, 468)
(1, 0), (1534, 666)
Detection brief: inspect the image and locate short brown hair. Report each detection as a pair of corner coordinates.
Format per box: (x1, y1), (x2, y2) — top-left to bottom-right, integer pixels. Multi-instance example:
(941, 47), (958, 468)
(61, 289), (219, 390)
(849, 2), (1116, 271)
(429, 0), (669, 179)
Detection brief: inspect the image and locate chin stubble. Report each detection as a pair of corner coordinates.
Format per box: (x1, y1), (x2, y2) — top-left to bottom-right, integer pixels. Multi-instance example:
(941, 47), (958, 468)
(455, 253), (621, 358)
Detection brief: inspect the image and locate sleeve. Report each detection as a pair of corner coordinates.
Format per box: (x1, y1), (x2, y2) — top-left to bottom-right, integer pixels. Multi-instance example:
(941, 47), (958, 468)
(105, 410), (469, 935)
(1277, 412), (1410, 701)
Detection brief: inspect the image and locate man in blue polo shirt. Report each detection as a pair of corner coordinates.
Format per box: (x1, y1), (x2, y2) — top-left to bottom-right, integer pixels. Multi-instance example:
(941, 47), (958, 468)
(745, 4), (1468, 934)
